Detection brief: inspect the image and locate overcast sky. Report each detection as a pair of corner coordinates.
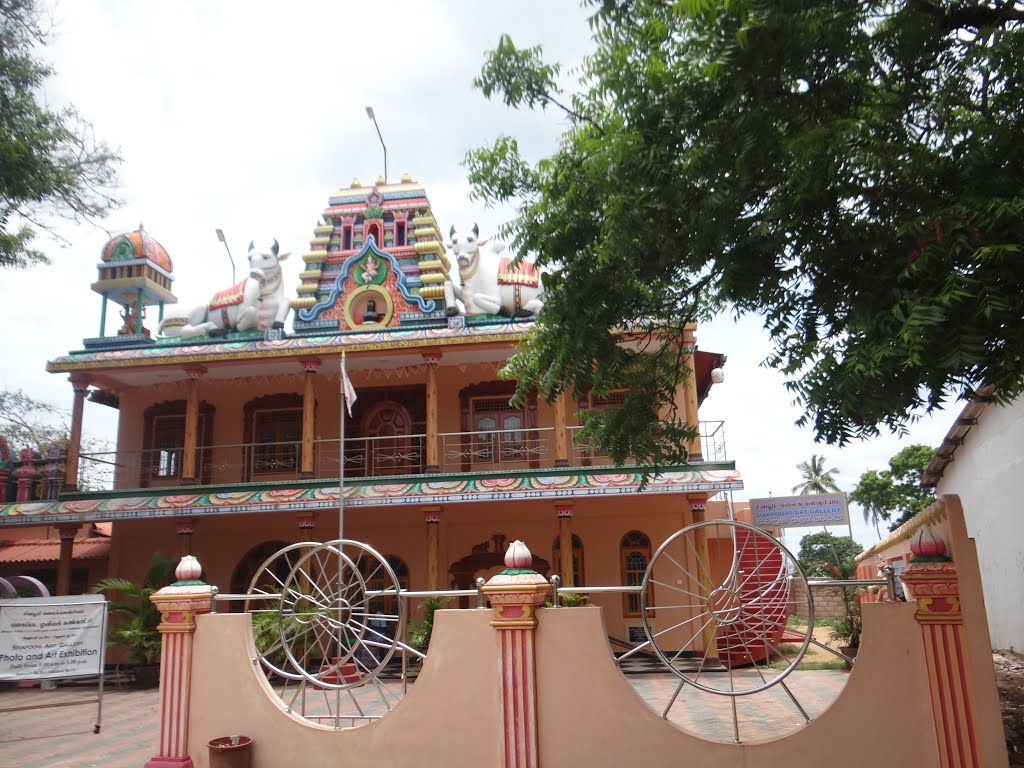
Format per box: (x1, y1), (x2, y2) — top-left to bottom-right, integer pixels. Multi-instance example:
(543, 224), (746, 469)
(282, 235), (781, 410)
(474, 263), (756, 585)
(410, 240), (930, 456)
(1, 1), (958, 550)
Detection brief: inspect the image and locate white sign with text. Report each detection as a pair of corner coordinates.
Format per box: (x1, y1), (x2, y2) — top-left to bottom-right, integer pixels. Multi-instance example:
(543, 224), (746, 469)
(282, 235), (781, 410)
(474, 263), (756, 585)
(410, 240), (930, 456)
(750, 493), (849, 528)
(0, 595), (107, 680)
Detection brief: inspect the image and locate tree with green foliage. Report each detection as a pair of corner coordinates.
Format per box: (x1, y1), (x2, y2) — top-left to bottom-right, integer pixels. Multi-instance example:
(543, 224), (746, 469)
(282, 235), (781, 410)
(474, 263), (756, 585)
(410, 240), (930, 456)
(850, 443), (936, 532)
(1, 0), (121, 268)
(796, 531), (862, 578)
(792, 454), (841, 495)
(797, 531), (865, 647)
(469, 1), (1024, 469)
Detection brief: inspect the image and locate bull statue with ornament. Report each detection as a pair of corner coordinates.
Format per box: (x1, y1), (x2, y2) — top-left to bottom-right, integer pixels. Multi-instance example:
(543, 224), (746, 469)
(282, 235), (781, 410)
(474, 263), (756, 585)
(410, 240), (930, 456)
(159, 239), (291, 339)
(445, 224), (546, 318)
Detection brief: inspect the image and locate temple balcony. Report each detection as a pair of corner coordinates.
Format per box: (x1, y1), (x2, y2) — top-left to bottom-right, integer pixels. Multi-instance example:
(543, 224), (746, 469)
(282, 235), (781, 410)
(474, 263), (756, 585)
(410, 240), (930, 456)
(71, 420), (728, 492)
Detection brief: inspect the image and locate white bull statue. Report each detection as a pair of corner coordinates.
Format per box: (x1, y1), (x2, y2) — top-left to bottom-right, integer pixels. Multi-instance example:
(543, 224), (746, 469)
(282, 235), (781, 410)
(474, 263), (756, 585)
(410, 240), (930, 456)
(445, 224), (545, 317)
(159, 239), (291, 339)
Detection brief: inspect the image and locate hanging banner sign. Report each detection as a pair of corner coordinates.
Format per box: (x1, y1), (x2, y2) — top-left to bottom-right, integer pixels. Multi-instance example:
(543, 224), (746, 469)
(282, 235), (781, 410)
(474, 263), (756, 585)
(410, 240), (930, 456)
(0, 595), (107, 681)
(750, 493), (849, 528)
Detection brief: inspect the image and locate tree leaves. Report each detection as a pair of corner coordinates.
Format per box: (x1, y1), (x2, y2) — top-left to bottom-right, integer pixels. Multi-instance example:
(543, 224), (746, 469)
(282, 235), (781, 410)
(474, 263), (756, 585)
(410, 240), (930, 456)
(469, 0), (1024, 460)
(850, 443), (936, 531)
(0, 0), (121, 268)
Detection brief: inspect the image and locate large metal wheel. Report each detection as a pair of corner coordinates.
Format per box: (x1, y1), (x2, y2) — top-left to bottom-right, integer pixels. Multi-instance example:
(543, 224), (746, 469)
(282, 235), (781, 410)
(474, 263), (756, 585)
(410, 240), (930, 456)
(277, 540), (405, 690)
(641, 520), (813, 696)
(246, 541), (325, 680)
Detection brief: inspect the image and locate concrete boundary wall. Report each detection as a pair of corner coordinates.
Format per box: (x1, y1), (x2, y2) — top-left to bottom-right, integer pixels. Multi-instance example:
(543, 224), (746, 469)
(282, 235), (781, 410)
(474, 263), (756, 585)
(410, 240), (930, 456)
(159, 494), (1008, 768)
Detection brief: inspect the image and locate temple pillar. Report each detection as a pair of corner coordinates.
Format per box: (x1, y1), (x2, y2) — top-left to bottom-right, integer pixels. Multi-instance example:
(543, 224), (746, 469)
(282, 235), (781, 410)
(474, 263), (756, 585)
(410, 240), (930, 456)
(555, 504), (574, 587)
(181, 367), (205, 483)
(480, 542), (550, 768)
(296, 512), (319, 540)
(300, 359), (321, 477)
(688, 496), (718, 660)
(55, 524), (80, 596)
(423, 506), (441, 591)
(682, 324), (702, 461)
(901, 527), (983, 768)
(423, 352), (441, 472)
(146, 556), (213, 768)
(63, 377), (90, 491)
(552, 392), (569, 467)
(176, 518), (196, 556)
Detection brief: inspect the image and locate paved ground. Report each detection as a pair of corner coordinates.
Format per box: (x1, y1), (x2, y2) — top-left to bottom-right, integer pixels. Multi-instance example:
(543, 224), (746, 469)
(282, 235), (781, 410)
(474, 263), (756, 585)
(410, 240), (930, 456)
(0, 683), (157, 768)
(0, 668), (848, 766)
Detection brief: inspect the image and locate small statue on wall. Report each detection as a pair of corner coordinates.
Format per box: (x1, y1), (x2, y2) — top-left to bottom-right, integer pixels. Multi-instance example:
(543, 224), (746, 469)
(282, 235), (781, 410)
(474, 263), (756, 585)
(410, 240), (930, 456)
(446, 224), (546, 318)
(158, 239), (291, 339)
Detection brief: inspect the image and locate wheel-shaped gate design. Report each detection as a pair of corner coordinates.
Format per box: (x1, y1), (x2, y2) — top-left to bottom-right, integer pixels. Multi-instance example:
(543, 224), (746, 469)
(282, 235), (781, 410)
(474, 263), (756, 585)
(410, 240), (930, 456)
(245, 540), (413, 725)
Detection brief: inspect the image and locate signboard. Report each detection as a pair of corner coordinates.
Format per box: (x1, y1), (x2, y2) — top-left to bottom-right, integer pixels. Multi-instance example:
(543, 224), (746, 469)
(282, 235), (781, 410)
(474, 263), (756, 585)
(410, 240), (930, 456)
(750, 493), (849, 529)
(0, 595), (107, 681)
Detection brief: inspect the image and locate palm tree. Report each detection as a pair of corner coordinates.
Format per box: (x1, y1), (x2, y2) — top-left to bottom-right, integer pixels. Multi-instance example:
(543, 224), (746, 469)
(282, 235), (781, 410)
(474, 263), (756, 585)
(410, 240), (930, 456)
(792, 454), (841, 495)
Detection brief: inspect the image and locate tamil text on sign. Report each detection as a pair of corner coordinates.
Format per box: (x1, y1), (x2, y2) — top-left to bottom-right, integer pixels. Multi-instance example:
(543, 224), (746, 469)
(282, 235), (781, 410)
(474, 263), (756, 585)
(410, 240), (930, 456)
(750, 494), (849, 529)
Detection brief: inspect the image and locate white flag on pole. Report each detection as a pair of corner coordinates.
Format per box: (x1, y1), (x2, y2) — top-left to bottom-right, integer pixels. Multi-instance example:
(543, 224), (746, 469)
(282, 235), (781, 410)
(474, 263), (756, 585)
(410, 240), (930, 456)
(340, 356), (357, 417)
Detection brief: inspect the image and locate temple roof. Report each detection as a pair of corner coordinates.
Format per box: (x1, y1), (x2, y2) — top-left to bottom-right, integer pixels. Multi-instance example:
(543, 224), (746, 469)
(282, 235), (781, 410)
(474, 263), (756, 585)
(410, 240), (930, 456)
(101, 227), (173, 273)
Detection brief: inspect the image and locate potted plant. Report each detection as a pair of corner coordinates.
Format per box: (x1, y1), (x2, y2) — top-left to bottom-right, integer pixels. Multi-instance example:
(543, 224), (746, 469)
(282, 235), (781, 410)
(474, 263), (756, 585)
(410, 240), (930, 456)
(90, 552), (175, 688)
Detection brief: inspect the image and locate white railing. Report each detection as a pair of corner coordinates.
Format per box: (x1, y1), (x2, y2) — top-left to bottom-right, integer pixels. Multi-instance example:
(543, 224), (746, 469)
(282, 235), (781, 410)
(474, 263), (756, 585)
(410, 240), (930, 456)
(439, 427), (553, 472)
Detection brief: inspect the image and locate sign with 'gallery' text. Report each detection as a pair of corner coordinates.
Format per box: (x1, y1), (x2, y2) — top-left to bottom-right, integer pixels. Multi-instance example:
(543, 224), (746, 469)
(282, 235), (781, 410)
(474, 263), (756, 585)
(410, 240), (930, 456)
(750, 493), (849, 529)
(0, 594), (107, 681)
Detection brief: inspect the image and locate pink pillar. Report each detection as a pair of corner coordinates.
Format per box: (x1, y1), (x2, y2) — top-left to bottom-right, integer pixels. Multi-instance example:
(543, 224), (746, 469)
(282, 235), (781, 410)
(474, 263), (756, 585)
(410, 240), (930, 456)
(481, 540), (551, 768)
(146, 556), (212, 768)
(901, 527), (982, 768)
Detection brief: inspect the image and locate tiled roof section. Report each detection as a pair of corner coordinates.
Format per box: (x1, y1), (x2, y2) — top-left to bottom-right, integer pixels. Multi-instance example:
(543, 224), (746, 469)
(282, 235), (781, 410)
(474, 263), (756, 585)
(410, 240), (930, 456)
(0, 537), (111, 563)
(101, 229), (173, 273)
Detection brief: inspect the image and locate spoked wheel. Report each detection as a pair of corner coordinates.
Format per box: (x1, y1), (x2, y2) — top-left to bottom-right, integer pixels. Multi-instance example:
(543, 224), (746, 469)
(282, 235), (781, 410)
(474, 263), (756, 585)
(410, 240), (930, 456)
(277, 540), (405, 690)
(246, 541), (325, 680)
(641, 520), (813, 696)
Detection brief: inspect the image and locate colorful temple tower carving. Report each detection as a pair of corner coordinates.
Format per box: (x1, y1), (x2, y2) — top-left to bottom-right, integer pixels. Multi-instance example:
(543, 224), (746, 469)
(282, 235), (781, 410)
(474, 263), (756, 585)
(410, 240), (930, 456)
(292, 174), (455, 333)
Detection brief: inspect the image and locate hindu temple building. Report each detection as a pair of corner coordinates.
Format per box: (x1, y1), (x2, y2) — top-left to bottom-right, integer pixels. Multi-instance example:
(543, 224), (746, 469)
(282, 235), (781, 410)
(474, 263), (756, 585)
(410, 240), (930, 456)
(0, 174), (744, 648)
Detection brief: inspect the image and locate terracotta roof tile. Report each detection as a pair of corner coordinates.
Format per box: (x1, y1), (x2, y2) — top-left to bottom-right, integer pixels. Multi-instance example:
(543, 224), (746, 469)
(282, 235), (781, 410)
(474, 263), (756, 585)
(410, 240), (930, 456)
(0, 537), (111, 564)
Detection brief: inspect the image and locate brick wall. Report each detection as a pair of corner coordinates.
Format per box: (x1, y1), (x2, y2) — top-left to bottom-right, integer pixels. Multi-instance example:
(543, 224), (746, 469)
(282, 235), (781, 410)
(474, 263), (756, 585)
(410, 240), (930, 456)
(790, 577), (849, 621)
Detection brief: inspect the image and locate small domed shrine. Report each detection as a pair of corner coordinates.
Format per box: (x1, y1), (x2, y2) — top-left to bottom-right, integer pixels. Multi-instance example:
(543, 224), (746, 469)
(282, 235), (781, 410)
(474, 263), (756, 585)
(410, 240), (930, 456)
(87, 225), (177, 348)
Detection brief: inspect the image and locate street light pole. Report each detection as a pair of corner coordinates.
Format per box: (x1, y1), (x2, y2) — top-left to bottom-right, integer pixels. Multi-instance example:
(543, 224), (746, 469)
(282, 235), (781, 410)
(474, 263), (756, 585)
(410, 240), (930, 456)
(365, 106), (387, 183)
(215, 228), (236, 284)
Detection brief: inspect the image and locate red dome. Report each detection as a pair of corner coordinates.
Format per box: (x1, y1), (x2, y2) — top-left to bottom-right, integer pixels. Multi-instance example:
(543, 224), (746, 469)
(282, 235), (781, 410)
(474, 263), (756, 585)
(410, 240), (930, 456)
(101, 228), (172, 272)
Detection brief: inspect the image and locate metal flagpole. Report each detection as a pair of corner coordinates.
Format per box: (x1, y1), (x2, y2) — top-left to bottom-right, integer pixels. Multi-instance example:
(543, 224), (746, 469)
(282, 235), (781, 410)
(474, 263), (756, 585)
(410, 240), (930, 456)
(339, 352), (346, 542)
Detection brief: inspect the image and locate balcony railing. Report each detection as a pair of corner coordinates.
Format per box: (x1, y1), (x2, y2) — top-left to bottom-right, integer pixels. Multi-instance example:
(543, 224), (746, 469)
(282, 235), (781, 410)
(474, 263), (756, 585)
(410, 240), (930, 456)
(72, 421), (727, 493)
(568, 419), (727, 465)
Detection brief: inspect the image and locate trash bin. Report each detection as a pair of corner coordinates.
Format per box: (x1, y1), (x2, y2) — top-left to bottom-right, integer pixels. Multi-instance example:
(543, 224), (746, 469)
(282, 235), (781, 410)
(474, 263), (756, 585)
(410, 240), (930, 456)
(208, 735), (253, 768)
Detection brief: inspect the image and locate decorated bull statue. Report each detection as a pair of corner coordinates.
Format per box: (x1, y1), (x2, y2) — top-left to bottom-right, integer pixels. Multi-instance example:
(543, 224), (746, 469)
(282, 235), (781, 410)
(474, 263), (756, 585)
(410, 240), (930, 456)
(159, 239), (291, 339)
(445, 224), (545, 317)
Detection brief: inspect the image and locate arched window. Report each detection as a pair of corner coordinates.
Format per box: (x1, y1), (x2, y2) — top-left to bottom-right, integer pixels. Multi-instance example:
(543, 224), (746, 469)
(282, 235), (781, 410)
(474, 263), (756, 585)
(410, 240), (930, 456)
(243, 394), (303, 481)
(229, 540), (292, 612)
(621, 531), (653, 617)
(361, 402), (420, 475)
(458, 381), (538, 471)
(552, 534), (585, 586)
(141, 400), (214, 486)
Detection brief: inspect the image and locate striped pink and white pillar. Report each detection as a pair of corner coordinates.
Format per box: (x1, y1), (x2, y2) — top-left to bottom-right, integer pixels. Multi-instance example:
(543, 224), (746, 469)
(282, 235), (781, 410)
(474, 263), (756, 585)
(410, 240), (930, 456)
(901, 527), (983, 768)
(481, 540), (551, 768)
(145, 556), (213, 768)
